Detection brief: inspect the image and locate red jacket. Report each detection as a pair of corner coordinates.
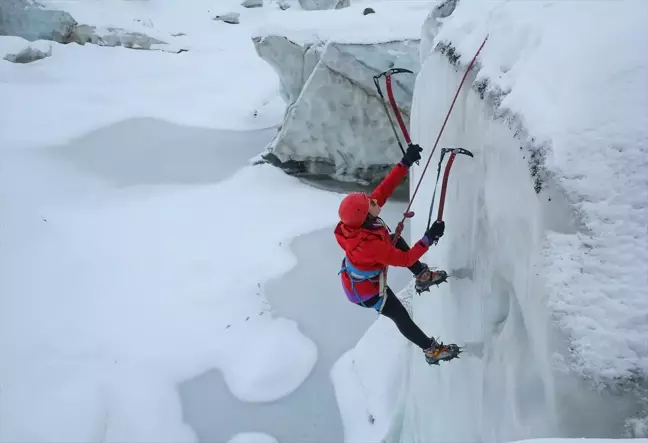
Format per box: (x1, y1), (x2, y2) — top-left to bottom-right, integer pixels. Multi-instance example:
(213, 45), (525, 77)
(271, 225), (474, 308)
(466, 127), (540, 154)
(334, 163), (430, 301)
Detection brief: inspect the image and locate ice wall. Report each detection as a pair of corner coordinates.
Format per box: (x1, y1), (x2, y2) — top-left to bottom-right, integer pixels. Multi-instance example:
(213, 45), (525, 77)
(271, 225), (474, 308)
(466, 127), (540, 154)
(386, 48), (560, 442)
(381, 1), (648, 441)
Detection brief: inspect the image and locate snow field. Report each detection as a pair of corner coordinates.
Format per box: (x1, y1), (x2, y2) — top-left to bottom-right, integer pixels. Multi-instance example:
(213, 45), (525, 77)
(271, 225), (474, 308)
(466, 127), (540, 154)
(330, 303), (411, 442)
(3, 0), (417, 439)
(0, 135), (345, 440)
(228, 432), (278, 443)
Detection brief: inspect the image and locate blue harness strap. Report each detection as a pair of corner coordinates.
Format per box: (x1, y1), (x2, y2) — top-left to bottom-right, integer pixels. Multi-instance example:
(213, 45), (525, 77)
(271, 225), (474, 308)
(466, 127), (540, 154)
(372, 295), (385, 312)
(339, 257), (384, 311)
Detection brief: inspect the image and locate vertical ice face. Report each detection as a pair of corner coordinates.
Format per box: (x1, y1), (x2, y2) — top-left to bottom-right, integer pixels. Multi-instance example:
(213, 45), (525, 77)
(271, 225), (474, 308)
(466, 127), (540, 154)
(387, 48), (560, 443)
(386, 1), (648, 441)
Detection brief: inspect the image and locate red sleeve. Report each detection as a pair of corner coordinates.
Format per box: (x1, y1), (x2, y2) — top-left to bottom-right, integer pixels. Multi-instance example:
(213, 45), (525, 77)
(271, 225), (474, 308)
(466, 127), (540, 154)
(370, 162), (408, 207)
(359, 236), (430, 268)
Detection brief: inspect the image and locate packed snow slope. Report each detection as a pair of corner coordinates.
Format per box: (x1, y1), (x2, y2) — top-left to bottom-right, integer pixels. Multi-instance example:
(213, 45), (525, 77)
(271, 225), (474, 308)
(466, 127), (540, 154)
(386, 0), (648, 442)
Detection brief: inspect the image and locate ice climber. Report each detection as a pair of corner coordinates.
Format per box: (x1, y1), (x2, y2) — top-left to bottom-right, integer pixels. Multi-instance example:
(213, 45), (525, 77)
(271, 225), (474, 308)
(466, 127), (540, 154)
(334, 143), (461, 365)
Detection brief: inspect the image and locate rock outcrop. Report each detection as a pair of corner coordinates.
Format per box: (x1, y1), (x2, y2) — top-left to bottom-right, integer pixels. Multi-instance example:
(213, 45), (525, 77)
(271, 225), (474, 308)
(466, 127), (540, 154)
(0, 0), (76, 43)
(1, 0), (177, 52)
(253, 35), (419, 185)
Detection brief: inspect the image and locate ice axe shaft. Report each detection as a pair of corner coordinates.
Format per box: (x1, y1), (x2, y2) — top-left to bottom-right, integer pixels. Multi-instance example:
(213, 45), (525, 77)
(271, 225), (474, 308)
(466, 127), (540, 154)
(373, 68), (415, 156)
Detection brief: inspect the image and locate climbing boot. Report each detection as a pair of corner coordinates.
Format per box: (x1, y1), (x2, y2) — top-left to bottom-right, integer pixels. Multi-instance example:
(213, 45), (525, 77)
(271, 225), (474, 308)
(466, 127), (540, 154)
(423, 338), (461, 365)
(415, 264), (448, 293)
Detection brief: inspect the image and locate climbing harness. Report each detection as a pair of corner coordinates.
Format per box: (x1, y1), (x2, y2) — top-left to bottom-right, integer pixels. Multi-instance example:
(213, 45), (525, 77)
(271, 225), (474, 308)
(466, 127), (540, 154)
(339, 257), (387, 312)
(373, 35), (489, 245)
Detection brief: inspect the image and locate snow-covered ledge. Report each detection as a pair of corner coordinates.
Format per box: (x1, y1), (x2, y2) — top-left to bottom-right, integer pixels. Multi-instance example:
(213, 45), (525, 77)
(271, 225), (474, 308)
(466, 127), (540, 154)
(251, 4), (429, 186)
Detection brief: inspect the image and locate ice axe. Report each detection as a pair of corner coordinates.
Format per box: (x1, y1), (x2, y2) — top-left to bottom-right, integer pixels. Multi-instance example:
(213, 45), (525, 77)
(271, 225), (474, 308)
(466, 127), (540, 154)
(427, 147), (474, 244)
(373, 68), (415, 158)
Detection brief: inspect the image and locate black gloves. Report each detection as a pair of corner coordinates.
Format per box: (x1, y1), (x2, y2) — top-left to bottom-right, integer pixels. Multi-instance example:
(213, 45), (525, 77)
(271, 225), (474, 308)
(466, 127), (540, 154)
(425, 220), (445, 243)
(401, 143), (422, 167)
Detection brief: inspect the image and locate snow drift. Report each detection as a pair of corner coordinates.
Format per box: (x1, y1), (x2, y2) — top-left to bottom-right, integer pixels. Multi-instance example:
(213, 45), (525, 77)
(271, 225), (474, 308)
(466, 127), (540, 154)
(333, 0), (648, 441)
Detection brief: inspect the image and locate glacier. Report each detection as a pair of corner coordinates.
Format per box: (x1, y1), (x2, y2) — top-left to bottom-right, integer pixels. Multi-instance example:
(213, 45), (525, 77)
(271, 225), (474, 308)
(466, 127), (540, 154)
(251, 2), (430, 185)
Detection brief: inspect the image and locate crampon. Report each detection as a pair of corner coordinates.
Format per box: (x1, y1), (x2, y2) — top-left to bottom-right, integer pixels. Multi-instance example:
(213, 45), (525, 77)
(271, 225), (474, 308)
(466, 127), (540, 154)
(424, 340), (462, 365)
(415, 268), (448, 294)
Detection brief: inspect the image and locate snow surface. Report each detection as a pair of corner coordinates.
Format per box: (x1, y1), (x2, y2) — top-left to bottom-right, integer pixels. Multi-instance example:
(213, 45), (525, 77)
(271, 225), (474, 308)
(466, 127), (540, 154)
(0, 35), (52, 58)
(0, 123), (346, 440)
(330, 289), (411, 442)
(252, 1), (432, 45)
(227, 431), (278, 443)
(180, 207), (414, 443)
(0, 0), (284, 149)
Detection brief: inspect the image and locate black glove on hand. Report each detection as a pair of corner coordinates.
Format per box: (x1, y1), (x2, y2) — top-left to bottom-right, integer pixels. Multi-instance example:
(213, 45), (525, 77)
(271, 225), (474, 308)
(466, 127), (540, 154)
(401, 143), (422, 167)
(425, 220), (445, 243)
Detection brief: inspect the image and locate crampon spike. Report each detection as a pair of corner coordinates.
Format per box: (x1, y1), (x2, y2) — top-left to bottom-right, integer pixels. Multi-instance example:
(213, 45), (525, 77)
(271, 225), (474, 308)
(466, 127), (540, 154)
(374, 67), (414, 78)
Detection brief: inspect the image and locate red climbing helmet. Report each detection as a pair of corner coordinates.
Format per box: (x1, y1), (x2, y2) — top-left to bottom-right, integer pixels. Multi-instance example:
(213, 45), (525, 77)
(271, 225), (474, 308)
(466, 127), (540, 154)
(338, 192), (370, 228)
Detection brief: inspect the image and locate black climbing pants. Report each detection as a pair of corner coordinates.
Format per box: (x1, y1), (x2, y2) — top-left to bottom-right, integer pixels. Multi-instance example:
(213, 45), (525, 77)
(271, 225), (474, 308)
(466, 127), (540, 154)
(360, 289), (432, 350)
(354, 235), (432, 350)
